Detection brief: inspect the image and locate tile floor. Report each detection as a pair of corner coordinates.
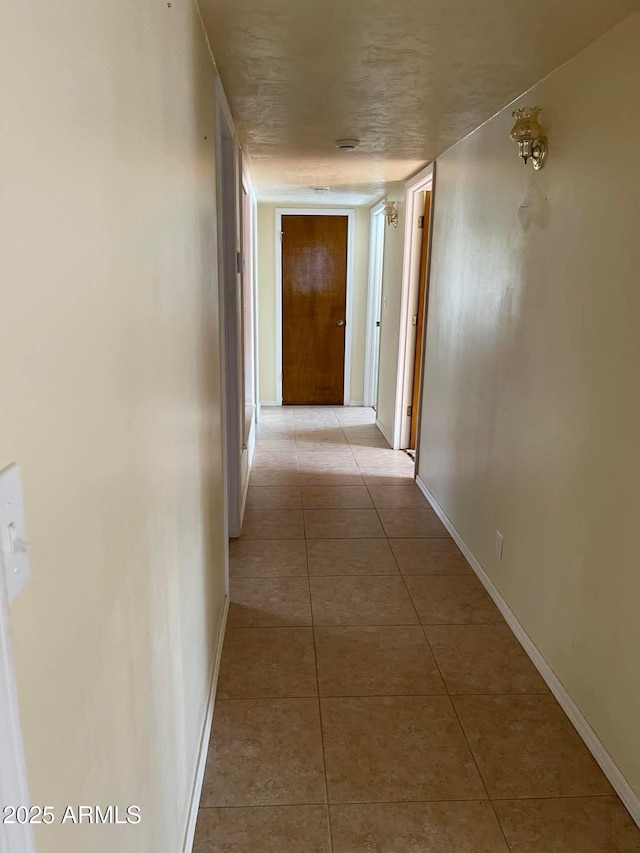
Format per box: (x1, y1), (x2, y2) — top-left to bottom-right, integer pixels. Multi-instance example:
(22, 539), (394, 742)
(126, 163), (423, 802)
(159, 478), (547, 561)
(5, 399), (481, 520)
(194, 406), (640, 852)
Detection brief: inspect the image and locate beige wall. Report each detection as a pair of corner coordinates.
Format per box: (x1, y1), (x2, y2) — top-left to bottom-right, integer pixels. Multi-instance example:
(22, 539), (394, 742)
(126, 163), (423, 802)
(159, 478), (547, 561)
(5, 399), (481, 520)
(1, 3), (227, 852)
(375, 185), (405, 442)
(419, 12), (640, 804)
(257, 204), (370, 404)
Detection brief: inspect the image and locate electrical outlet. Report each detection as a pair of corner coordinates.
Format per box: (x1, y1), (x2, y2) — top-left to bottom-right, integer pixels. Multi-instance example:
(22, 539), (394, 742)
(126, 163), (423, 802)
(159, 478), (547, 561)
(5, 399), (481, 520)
(495, 530), (504, 560)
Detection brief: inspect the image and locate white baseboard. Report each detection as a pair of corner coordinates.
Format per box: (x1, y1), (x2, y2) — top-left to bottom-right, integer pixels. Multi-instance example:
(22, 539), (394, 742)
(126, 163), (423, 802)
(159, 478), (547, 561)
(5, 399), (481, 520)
(415, 475), (640, 828)
(182, 594), (229, 852)
(348, 401), (366, 407)
(375, 418), (394, 448)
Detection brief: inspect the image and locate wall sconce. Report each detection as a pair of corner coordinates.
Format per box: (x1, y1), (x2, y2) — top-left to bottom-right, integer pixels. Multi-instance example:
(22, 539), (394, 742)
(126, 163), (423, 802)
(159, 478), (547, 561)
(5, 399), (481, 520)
(510, 106), (548, 170)
(383, 200), (398, 227)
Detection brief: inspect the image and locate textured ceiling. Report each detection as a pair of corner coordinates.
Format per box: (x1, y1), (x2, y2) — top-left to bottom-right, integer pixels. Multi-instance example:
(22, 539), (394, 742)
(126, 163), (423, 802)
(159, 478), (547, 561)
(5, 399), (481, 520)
(199, 0), (637, 204)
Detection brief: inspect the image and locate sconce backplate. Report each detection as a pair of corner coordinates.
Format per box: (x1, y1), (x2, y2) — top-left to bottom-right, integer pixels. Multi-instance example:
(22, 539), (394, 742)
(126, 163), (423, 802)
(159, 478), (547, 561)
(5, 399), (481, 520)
(531, 139), (548, 170)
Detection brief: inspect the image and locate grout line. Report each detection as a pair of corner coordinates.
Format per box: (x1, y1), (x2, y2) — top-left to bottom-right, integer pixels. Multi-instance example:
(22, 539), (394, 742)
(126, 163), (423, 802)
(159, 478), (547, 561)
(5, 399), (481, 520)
(199, 797), (494, 810)
(198, 791), (623, 811)
(417, 623), (514, 850)
(489, 793), (625, 802)
(306, 484), (335, 851)
(217, 692), (552, 701)
(226, 623), (314, 629)
(382, 495), (512, 851)
(199, 794), (620, 808)
(365, 473), (514, 844)
(226, 621), (505, 628)
(235, 537), (457, 543)
(231, 572), (470, 578)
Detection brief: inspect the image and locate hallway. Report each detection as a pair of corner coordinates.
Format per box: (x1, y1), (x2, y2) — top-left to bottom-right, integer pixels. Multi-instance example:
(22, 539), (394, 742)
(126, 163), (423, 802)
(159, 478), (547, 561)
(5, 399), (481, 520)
(4, 2), (640, 851)
(193, 407), (639, 852)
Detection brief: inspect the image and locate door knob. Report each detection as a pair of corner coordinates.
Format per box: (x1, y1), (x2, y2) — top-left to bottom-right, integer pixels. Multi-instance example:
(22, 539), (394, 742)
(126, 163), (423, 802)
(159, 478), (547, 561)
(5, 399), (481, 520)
(336, 319), (346, 327)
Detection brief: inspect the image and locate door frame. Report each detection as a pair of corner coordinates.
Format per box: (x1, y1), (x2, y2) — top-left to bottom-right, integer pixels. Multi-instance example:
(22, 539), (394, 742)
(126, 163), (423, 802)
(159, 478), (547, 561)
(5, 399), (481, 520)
(0, 563), (36, 853)
(364, 200), (386, 408)
(240, 163), (258, 485)
(393, 162), (435, 450)
(242, 164), (260, 426)
(274, 208), (355, 406)
(215, 78), (243, 542)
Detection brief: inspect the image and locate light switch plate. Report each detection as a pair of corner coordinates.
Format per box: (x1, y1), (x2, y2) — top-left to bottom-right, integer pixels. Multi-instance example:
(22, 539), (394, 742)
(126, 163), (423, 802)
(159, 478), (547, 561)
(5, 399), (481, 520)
(0, 464), (31, 604)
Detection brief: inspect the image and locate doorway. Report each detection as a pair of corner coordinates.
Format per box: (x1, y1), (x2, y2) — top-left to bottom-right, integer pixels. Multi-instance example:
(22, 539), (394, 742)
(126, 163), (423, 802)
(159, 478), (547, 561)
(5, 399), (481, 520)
(364, 201), (386, 409)
(393, 163), (435, 451)
(409, 190), (432, 449)
(275, 208), (355, 406)
(241, 180), (256, 445)
(215, 80), (243, 538)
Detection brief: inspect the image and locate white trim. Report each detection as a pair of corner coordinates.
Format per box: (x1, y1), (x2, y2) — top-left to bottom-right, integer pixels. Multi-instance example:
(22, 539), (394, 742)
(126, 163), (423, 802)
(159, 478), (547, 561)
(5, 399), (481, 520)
(247, 414), (256, 465)
(274, 213), (283, 405)
(344, 217), (355, 406)
(259, 401), (281, 407)
(412, 175), (437, 479)
(241, 156), (256, 199)
(214, 80), (231, 561)
(214, 77), (235, 145)
(393, 163), (435, 449)
(275, 208), (355, 406)
(215, 81), (243, 540)
(251, 193), (260, 423)
(364, 202), (386, 408)
(415, 475), (640, 829)
(239, 446), (250, 531)
(182, 595), (229, 853)
(375, 417), (394, 448)
(239, 417), (256, 523)
(239, 155), (258, 522)
(348, 401), (365, 407)
(241, 156), (259, 426)
(0, 562), (36, 853)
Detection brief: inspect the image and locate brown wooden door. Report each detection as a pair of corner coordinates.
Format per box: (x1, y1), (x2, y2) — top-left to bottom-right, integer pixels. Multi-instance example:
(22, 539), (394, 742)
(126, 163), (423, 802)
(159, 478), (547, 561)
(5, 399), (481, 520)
(409, 192), (432, 448)
(282, 215), (348, 405)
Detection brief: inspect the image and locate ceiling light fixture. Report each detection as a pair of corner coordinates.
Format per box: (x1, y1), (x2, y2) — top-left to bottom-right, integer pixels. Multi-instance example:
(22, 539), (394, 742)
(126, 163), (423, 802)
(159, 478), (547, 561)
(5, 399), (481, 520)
(335, 139), (360, 151)
(382, 200), (398, 228)
(510, 107), (548, 170)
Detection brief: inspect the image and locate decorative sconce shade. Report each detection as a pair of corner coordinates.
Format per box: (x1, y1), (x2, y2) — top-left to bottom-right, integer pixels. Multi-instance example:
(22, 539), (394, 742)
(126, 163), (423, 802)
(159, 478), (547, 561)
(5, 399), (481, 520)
(510, 106), (548, 170)
(383, 200), (398, 227)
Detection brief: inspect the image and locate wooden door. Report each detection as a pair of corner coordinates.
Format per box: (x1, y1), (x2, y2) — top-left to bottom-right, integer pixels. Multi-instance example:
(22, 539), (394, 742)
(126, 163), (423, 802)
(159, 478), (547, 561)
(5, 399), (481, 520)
(282, 215), (348, 405)
(409, 192), (432, 448)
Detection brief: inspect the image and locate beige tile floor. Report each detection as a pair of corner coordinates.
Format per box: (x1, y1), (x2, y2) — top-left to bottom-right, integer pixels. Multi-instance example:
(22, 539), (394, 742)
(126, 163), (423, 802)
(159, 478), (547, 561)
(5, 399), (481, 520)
(194, 406), (640, 852)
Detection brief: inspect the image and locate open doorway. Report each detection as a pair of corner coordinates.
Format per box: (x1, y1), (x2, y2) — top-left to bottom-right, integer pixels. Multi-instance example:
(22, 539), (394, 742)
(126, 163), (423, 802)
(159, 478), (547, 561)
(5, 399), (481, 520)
(394, 163), (435, 452)
(364, 201), (386, 409)
(241, 173), (258, 453)
(215, 81), (243, 538)
(409, 190), (432, 449)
